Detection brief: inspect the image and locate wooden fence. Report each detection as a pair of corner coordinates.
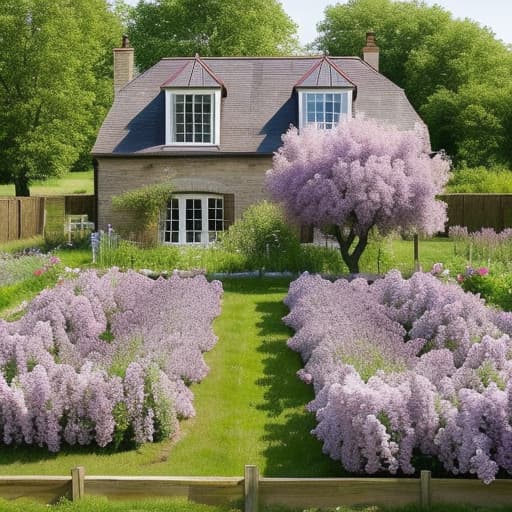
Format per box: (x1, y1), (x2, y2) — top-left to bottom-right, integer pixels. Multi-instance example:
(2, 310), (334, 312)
(438, 194), (512, 232)
(0, 197), (45, 243)
(0, 195), (95, 243)
(1, 465), (511, 510)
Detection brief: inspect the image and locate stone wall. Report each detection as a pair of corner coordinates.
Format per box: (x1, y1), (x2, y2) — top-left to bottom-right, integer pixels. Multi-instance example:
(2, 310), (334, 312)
(96, 154), (273, 232)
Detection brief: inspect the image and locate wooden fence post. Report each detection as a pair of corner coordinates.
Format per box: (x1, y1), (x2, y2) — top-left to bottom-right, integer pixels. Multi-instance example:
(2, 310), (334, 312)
(71, 466), (85, 501)
(244, 465), (259, 512)
(420, 470), (431, 509)
(413, 234), (421, 272)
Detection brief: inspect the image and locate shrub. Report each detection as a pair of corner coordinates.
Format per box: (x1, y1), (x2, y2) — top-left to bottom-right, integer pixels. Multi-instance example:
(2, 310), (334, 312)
(445, 166), (512, 193)
(220, 201), (302, 270)
(0, 269), (222, 451)
(112, 183), (173, 247)
(285, 271), (512, 483)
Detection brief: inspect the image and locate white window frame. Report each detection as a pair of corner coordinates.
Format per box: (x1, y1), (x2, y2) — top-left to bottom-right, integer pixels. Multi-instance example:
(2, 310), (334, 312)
(160, 194), (224, 245)
(297, 88), (353, 131)
(165, 88), (221, 146)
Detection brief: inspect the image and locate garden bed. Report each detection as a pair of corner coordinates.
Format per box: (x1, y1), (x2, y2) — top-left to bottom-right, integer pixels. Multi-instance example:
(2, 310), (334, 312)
(284, 271), (512, 483)
(0, 269), (222, 452)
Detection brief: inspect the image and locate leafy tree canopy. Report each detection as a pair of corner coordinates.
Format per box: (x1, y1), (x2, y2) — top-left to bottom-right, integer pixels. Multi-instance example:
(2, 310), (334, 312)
(128, 0), (299, 71)
(266, 119), (450, 274)
(0, 0), (122, 196)
(315, 0), (451, 90)
(314, 0), (512, 167)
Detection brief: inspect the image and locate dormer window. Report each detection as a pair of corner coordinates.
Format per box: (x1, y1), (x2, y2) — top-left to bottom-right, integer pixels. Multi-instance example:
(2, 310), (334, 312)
(165, 89), (221, 145)
(299, 90), (352, 130)
(161, 55), (226, 146)
(294, 55), (356, 131)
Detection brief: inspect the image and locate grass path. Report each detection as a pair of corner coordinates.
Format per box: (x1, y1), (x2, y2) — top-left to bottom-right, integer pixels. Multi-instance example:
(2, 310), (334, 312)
(0, 278), (342, 477)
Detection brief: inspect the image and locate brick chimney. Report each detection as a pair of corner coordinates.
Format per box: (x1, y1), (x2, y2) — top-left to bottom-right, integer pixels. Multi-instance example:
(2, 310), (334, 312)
(113, 35), (134, 94)
(363, 31), (379, 71)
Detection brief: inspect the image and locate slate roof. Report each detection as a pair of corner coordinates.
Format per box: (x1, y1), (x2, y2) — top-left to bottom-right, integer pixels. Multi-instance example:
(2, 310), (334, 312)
(294, 56), (356, 89)
(93, 56), (427, 156)
(160, 54), (227, 94)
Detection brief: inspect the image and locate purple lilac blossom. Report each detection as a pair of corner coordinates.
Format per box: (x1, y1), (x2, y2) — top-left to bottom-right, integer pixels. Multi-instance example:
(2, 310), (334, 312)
(0, 269), (222, 451)
(285, 271), (512, 483)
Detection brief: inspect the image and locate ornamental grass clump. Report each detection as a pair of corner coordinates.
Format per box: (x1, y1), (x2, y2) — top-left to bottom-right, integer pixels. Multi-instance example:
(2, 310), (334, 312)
(0, 268), (222, 451)
(284, 271), (512, 483)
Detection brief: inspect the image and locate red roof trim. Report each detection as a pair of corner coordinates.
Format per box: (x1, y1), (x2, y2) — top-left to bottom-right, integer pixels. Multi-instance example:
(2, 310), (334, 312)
(293, 56), (323, 87)
(294, 55), (357, 89)
(160, 54), (227, 96)
(160, 61), (191, 88)
(194, 54), (227, 94)
(324, 55), (357, 88)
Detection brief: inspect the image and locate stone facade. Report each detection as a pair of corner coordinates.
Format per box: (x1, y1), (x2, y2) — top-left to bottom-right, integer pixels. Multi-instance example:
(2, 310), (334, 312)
(96, 154), (272, 233)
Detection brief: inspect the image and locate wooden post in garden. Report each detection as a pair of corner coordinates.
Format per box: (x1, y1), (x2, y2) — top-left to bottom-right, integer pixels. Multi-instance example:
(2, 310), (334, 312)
(244, 465), (259, 512)
(71, 466), (85, 501)
(420, 470), (431, 509)
(414, 234), (420, 272)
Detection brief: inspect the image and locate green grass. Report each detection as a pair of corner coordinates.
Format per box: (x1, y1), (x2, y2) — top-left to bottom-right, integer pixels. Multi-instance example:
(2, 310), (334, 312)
(0, 278), (342, 477)
(1, 498), (512, 512)
(0, 171), (93, 196)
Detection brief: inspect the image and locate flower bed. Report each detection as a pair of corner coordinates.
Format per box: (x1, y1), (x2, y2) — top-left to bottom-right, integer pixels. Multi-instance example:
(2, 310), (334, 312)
(0, 251), (60, 287)
(284, 271), (512, 483)
(0, 269), (222, 451)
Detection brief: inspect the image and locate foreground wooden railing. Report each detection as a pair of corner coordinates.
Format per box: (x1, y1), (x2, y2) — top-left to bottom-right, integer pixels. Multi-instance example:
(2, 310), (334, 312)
(0, 465), (511, 510)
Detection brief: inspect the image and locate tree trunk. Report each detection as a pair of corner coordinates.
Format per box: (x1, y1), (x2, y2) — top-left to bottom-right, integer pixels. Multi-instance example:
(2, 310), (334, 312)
(14, 173), (30, 197)
(334, 226), (369, 275)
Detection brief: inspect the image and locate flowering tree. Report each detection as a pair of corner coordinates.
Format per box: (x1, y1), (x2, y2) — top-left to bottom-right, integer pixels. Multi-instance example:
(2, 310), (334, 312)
(266, 118), (450, 273)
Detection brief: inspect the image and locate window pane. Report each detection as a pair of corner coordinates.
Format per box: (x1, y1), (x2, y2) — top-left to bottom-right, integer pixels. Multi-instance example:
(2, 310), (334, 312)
(171, 232), (179, 243)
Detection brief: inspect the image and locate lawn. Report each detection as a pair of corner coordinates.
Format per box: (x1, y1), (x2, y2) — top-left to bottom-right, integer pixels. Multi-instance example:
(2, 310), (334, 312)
(0, 171), (93, 196)
(3, 497), (512, 512)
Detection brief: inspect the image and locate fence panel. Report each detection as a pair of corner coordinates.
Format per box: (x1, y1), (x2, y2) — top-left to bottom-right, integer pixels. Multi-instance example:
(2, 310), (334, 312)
(65, 195), (95, 223)
(19, 197), (45, 239)
(0, 476), (71, 504)
(439, 194), (512, 232)
(85, 476), (244, 505)
(0, 197), (46, 243)
(259, 478), (419, 509)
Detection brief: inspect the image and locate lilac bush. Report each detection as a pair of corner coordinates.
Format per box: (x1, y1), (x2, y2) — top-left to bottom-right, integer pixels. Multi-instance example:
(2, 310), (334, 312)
(0, 268), (222, 451)
(266, 118), (450, 273)
(285, 271), (512, 483)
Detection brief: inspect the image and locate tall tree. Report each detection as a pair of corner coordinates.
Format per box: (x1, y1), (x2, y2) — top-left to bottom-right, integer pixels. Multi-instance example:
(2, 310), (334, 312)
(266, 119), (449, 274)
(315, 0), (451, 91)
(315, 0), (512, 167)
(128, 0), (299, 71)
(0, 0), (122, 196)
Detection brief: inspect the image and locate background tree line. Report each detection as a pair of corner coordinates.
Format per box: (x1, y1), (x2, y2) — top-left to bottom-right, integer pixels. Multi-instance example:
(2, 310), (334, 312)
(0, 0), (510, 195)
(314, 0), (512, 169)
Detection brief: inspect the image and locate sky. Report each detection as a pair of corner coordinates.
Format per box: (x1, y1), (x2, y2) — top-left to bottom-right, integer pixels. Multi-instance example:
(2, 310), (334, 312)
(124, 0), (511, 48)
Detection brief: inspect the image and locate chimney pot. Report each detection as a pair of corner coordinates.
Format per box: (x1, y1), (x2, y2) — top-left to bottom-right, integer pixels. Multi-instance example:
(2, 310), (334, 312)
(363, 31), (379, 71)
(114, 38), (134, 95)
